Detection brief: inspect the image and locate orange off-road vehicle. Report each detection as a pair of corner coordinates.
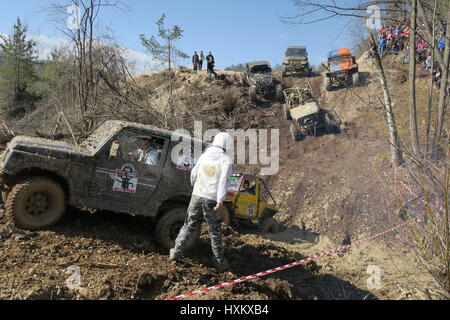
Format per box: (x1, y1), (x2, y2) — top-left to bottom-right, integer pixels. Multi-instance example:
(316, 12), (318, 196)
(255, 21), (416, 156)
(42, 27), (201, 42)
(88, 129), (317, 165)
(323, 48), (360, 91)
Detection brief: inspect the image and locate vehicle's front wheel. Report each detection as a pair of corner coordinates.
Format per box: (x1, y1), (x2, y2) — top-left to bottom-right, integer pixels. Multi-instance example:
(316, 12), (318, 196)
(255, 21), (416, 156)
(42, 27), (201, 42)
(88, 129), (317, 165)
(249, 86), (257, 102)
(258, 217), (280, 234)
(352, 72), (360, 87)
(281, 65), (287, 78)
(5, 177), (66, 230)
(275, 84), (283, 102)
(283, 104), (292, 120)
(155, 207), (200, 251)
(324, 76), (332, 91)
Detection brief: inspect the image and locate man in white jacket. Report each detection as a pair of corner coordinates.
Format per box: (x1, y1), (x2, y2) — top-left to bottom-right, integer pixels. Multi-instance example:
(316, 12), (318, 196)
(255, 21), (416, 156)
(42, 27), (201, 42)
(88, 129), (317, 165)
(170, 132), (233, 273)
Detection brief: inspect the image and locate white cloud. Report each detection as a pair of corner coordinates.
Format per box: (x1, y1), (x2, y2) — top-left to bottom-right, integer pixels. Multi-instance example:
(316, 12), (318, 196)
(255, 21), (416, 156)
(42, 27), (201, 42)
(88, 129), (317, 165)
(0, 32), (157, 73)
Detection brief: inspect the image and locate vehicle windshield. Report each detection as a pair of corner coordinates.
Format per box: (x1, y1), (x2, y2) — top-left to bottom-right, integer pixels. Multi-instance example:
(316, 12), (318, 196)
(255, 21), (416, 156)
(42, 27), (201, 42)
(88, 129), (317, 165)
(286, 48), (307, 56)
(227, 175), (242, 190)
(251, 65), (271, 74)
(329, 54), (352, 63)
(80, 122), (120, 154)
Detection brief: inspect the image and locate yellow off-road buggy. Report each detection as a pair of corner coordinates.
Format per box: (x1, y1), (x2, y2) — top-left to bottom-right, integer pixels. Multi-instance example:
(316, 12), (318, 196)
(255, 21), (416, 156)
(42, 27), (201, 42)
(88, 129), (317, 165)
(219, 173), (280, 233)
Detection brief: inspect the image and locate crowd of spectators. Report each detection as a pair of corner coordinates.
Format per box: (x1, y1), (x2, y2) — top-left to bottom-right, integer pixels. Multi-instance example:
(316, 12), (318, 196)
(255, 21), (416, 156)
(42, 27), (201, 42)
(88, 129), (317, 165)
(374, 15), (448, 94)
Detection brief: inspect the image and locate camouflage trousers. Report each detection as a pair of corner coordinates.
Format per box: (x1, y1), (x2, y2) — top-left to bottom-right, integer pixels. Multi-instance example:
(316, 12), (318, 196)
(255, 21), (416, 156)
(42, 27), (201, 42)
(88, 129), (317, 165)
(172, 195), (226, 264)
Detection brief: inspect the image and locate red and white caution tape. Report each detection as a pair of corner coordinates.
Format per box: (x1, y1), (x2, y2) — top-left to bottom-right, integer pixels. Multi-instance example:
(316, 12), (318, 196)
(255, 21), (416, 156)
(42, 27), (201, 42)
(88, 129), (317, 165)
(167, 217), (418, 300)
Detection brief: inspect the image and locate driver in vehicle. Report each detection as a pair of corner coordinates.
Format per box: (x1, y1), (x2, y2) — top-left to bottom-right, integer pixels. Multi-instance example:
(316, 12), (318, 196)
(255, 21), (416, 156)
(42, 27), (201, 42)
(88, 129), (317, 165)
(241, 180), (255, 195)
(135, 138), (161, 166)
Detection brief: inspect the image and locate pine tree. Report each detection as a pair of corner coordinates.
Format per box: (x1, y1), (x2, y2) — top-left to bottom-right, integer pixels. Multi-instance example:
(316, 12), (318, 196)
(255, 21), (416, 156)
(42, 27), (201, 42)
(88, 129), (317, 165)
(139, 14), (188, 72)
(0, 17), (37, 106)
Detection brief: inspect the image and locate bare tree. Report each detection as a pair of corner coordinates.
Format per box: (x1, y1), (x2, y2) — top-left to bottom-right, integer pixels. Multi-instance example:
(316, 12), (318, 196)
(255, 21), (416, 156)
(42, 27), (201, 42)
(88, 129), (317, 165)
(47, 0), (126, 131)
(409, 0), (421, 158)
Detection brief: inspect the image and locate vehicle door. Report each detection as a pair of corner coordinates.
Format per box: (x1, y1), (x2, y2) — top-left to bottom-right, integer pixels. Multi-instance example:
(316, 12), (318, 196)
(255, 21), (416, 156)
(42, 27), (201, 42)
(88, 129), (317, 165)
(92, 129), (168, 213)
(234, 177), (260, 219)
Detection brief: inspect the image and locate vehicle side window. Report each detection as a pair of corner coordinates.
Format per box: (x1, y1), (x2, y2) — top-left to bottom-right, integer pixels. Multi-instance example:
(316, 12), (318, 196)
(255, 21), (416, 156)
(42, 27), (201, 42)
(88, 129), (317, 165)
(240, 179), (256, 195)
(110, 131), (165, 166)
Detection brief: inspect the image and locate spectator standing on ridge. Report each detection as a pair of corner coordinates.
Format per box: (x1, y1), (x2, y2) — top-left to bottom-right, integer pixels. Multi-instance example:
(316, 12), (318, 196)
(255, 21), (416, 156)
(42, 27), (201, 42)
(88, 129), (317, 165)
(206, 51), (218, 80)
(192, 51), (199, 72)
(378, 36), (387, 57)
(438, 34), (446, 54)
(199, 51), (205, 71)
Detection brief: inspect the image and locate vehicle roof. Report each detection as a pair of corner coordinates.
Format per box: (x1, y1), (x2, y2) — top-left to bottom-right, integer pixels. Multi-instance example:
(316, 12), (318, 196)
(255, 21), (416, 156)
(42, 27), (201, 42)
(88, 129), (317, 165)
(328, 48), (352, 59)
(290, 101), (320, 119)
(287, 46), (306, 49)
(247, 61), (270, 67)
(102, 120), (203, 143)
(232, 173), (261, 181)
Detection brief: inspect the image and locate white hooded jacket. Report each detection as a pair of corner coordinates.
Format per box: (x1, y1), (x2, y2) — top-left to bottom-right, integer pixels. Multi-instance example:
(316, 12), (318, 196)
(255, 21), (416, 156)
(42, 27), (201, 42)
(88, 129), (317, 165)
(191, 133), (233, 203)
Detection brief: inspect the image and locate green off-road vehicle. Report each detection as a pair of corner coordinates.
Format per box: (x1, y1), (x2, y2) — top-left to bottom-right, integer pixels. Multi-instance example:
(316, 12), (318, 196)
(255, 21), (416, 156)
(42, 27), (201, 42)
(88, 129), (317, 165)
(0, 120), (209, 251)
(282, 46), (312, 78)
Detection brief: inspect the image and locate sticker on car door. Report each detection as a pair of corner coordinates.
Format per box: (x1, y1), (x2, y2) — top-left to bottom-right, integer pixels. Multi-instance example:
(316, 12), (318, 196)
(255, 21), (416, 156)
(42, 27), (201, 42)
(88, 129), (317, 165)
(113, 163), (138, 193)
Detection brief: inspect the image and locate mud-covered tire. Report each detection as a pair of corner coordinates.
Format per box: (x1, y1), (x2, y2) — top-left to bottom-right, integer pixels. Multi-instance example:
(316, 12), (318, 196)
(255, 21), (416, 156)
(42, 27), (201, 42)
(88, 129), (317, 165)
(290, 124), (301, 142)
(258, 217), (280, 234)
(324, 76), (332, 91)
(217, 205), (231, 226)
(5, 177), (66, 230)
(281, 66), (287, 78)
(323, 112), (333, 133)
(155, 207), (200, 251)
(283, 104), (292, 120)
(275, 84), (283, 102)
(249, 86), (257, 102)
(352, 72), (360, 87)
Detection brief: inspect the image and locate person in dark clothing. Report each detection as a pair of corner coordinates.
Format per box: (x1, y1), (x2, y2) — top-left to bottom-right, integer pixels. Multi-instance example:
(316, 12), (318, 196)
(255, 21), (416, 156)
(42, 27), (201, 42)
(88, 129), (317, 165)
(206, 52), (218, 80)
(192, 51), (199, 72)
(198, 51), (205, 71)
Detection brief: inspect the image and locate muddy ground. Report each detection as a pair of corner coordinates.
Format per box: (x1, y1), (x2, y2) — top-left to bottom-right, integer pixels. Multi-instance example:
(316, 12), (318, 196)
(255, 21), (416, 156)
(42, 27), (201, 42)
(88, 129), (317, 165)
(0, 62), (442, 300)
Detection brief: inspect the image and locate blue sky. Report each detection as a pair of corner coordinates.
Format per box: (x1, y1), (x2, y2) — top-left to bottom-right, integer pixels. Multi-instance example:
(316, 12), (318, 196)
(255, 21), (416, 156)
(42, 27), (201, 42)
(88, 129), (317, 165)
(0, 0), (362, 72)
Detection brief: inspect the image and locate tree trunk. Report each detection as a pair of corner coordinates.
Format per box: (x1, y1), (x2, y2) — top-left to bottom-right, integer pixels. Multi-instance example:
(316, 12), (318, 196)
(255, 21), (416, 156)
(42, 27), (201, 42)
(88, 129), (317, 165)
(424, 0), (438, 157)
(431, 5), (450, 157)
(409, 0), (421, 158)
(370, 33), (403, 167)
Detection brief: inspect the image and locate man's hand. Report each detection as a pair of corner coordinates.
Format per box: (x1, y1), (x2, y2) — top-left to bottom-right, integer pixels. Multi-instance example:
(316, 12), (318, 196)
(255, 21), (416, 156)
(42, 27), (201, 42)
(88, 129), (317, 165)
(214, 202), (223, 211)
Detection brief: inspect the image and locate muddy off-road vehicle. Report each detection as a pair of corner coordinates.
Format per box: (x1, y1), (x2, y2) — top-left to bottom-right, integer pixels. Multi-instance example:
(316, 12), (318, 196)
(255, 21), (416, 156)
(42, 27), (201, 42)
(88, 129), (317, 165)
(0, 120), (211, 251)
(283, 83), (341, 141)
(282, 46), (312, 78)
(323, 48), (360, 91)
(241, 61), (283, 103)
(220, 173), (279, 233)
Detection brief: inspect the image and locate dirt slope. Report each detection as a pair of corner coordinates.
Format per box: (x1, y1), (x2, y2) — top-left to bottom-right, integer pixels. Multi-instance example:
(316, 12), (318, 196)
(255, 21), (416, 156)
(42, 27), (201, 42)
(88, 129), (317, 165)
(0, 63), (440, 300)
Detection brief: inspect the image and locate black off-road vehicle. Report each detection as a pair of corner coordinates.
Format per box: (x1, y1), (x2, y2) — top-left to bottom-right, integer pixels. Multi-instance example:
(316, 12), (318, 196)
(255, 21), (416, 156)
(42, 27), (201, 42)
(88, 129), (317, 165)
(240, 61), (283, 103)
(0, 120), (207, 251)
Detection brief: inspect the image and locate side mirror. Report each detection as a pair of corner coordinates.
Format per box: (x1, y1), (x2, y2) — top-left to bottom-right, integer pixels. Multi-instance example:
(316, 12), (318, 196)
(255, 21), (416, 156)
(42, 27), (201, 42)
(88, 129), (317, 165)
(109, 141), (120, 158)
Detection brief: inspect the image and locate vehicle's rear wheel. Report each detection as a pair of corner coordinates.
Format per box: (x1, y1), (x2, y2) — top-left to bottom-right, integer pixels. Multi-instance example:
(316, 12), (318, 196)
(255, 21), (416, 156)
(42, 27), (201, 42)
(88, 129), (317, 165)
(155, 207), (200, 251)
(290, 124), (301, 142)
(324, 76), (332, 91)
(283, 104), (292, 120)
(5, 177), (66, 230)
(258, 217), (280, 234)
(323, 112), (333, 134)
(352, 72), (360, 87)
